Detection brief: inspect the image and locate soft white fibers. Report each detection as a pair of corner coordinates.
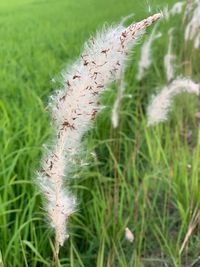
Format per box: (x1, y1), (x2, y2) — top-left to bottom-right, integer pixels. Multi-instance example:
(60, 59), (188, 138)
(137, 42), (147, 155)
(36, 13), (161, 252)
(147, 77), (199, 126)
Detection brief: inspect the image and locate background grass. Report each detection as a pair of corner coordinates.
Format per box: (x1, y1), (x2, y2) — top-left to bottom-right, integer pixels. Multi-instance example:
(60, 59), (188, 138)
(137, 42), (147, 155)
(0, 0), (200, 266)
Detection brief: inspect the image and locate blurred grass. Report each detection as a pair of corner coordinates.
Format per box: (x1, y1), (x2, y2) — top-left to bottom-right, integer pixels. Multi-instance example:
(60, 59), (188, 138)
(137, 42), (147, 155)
(0, 0), (200, 266)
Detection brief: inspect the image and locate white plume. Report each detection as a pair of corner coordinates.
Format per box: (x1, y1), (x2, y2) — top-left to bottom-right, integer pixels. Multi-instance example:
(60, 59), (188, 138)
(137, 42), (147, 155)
(147, 77), (200, 126)
(137, 23), (162, 81)
(170, 1), (185, 16)
(111, 71), (125, 128)
(184, 0), (198, 21)
(162, 1), (185, 21)
(36, 13), (161, 254)
(185, 0), (200, 49)
(164, 28), (176, 82)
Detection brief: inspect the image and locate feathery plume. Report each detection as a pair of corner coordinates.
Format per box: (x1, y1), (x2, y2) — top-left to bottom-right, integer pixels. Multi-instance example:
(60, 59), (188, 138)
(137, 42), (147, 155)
(170, 1), (185, 16)
(36, 13), (161, 259)
(147, 77), (200, 126)
(137, 23), (161, 81)
(184, 0), (197, 22)
(111, 71), (125, 128)
(164, 28), (176, 82)
(162, 2), (185, 21)
(185, 0), (200, 49)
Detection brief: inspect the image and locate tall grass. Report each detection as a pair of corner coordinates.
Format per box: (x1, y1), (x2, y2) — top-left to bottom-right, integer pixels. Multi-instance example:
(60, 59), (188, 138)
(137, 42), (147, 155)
(0, 0), (199, 266)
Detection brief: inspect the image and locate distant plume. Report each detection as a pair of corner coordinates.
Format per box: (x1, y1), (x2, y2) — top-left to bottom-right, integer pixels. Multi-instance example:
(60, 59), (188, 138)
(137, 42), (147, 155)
(111, 71), (126, 128)
(147, 77), (200, 126)
(185, 0), (200, 49)
(164, 28), (176, 82)
(137, 24), (161, 81)
(170, 1), (185, 16)
(162, 1), (185, 21)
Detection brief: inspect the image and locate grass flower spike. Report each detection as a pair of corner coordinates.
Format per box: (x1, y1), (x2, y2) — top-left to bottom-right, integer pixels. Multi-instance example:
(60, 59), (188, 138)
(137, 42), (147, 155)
(36, 13), (161, 259)
(170, 1), (185, 16)
(111, 71), (126, 128)
(147, 77), (200, 126)
(185, 0), (200, 49)
(137, 24), (161, 81)
(164, 28), (176, 82)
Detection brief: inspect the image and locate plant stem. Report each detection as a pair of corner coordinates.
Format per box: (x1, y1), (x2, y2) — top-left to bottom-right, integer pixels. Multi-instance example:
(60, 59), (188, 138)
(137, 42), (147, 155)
(55, 237), (60, 267)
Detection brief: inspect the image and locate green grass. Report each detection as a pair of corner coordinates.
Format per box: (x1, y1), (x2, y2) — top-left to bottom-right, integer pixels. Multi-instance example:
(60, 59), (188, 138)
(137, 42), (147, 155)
(0, 0), (200, 266)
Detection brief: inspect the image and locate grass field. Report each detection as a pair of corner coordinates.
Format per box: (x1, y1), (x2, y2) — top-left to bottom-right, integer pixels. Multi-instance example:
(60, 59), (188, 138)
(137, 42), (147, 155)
(0, 0), (200, 266)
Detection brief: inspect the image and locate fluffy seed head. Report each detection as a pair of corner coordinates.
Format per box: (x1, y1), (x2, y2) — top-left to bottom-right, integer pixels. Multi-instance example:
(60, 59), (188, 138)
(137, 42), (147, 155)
(36, 13), (161, 249)
(137, 23), (161, 81)
(164, 28), (176, 82)
(147, 77), (200, 126)
(185, 0), (200, 49)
